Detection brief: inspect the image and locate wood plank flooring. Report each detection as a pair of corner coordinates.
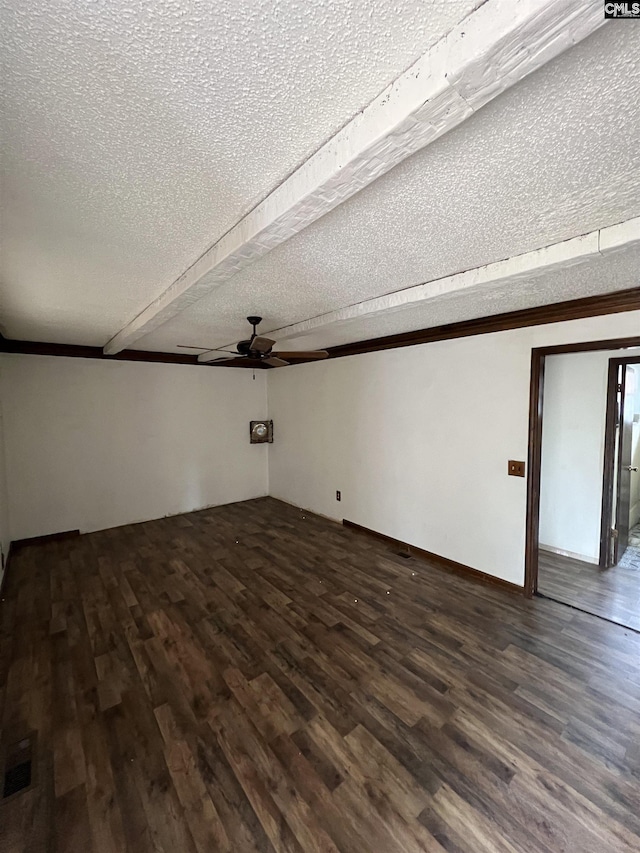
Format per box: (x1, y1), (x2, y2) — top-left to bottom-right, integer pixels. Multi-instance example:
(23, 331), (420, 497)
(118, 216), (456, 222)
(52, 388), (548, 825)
(2, 497), (640, 852)
(538, 547), (640, 632)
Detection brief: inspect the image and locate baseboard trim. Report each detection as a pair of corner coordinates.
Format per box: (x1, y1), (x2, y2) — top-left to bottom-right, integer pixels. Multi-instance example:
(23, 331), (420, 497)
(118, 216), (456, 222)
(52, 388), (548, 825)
(342, 518), (524, 595)
(12, 530), (81, 550)
(539, 544), (599, 565)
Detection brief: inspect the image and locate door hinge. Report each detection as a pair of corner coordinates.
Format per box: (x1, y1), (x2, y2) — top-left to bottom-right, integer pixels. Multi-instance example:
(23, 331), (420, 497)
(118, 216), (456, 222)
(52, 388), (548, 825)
(617, 383), (623, 392)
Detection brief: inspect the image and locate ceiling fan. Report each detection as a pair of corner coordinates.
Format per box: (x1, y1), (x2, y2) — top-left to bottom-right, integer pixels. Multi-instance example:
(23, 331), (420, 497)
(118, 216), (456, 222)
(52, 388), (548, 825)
(178, 316), (329, 368)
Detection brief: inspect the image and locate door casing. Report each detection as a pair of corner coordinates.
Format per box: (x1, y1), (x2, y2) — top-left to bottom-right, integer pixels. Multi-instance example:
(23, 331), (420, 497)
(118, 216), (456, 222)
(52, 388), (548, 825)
(600, 358), (640, 567)
(524, 336), (640, 597)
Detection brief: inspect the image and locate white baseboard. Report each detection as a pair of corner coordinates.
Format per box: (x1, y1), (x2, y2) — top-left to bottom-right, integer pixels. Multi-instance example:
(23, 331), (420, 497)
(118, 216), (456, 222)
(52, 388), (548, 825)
(539, 544), (599, 565)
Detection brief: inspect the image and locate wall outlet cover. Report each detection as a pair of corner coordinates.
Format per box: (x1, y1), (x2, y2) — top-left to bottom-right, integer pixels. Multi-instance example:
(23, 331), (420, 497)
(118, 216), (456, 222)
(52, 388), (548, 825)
(508, 460), (526, 477)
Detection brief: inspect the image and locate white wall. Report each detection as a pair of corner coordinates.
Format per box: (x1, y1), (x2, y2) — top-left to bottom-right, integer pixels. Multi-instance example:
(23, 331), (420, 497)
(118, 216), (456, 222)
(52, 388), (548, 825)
(267, 310), (640, 586)
(2, 311), (639, 587)
(0, 355), (269, 541)
(538, 350), (640, 563)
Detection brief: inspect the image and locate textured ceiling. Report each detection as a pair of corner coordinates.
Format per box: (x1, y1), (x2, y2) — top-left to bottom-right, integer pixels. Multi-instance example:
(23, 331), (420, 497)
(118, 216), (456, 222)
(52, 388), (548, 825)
(134, 21), (640, 355)
(0, 0), (476, 343)
(2, 6), (638, 354)
(269, 241), (640, 351)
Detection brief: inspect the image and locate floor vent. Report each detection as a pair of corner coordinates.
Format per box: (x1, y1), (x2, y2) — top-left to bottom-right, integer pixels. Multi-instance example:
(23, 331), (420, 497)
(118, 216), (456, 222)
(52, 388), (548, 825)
(2, 734), (35, 800)
(3, 761), (31, 798)
(395, 551), (412, 559)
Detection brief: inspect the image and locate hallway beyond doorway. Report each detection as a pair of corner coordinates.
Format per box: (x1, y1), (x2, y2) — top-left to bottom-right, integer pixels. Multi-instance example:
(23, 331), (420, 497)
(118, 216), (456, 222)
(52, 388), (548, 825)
(538, 523), (640, 632)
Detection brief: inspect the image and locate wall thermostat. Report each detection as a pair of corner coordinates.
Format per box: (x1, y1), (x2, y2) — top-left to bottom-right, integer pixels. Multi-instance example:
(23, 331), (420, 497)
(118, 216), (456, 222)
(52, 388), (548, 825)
(250, 420), (273, 444)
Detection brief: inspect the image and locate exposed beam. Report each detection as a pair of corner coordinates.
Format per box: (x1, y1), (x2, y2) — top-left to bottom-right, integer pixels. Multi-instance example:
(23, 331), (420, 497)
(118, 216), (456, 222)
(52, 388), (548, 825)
(265, 217), (640, 345)
(104, 0), (604, 355)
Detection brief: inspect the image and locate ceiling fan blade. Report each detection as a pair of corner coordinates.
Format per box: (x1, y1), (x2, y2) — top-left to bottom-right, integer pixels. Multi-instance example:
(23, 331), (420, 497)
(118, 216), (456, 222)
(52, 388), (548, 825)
(178, 344), (237, 353)
(199, 356), (240, 365)
(264, 356), (289, 367)
(273, 350), (329, 360)
(205, 356), (266, 368)
(251, 336), (275, 353)
(198, 352), (242, 364)
(224, 358), (266, 369)
(177, 343), (215, 350)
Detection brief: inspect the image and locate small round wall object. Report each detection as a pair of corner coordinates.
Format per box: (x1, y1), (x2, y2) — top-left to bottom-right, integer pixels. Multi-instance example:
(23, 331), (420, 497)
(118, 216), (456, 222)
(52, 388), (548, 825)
(250, 420), (273, 443)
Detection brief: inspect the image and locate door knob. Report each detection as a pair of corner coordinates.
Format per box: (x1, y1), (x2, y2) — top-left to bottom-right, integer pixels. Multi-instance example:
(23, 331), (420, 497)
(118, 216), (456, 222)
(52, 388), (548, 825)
(627, 466), (639, 472)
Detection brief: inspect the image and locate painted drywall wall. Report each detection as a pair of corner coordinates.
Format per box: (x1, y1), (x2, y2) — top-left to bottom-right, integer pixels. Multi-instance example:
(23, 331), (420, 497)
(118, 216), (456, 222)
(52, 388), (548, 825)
(267, 310), (640, 586)
(537, 349), (640, 563)
(0, 355), (269, 542)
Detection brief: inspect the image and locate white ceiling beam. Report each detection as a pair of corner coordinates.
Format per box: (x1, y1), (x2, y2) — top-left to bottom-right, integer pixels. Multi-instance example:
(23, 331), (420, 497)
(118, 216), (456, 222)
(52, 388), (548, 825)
(105, 0), (605, 355)
(263, 217), (640, 345)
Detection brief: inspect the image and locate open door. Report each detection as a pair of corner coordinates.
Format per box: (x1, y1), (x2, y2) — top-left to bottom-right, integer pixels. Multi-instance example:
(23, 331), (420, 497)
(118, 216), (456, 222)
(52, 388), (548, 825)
(613, 365), (637, 564)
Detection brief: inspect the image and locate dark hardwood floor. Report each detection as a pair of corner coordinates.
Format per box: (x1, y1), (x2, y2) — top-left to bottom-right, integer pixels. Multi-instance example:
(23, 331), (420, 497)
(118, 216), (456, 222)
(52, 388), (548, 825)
(2, 497), (640, 852)
(538, 547), (640, 632)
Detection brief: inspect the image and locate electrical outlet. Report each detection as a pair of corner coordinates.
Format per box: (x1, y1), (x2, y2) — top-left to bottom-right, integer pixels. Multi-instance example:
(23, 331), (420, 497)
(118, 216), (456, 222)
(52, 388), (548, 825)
(508, 460), (525, 477)
(336, 490), (341, 501)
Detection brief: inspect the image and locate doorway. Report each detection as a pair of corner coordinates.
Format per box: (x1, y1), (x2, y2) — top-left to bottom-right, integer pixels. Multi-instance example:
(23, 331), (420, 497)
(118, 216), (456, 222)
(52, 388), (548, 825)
(525, 336), (640, 631)
(601, 358), (640, 570)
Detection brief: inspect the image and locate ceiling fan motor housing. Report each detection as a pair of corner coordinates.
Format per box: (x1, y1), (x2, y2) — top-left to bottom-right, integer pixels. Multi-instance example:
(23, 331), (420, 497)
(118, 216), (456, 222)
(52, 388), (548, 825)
(186, 315), (328, 365)
(240, 316), (270, 356)
(237, 339), (254, 355)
